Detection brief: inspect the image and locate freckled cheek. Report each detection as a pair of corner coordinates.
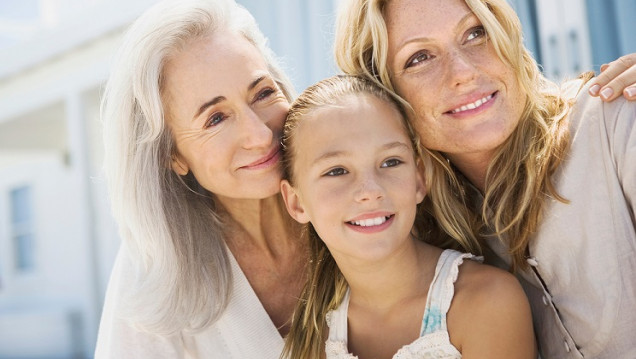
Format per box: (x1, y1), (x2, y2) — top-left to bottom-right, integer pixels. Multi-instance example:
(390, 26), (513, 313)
(396, 78), (438, 117)
(409, 112), (438, 144)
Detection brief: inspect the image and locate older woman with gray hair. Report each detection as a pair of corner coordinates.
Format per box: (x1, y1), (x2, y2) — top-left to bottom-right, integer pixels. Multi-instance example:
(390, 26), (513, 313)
(95, 0), (304, 357)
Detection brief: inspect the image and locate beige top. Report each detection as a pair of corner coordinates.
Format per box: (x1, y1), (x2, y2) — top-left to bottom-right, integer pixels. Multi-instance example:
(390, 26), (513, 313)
(485, 80), (636, 358)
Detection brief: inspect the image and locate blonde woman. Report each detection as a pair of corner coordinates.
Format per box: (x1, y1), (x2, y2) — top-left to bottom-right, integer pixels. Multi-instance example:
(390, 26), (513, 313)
(280, 75), (535, 359)
(334, 0), (636, 358)
(95, 0), (305, 357)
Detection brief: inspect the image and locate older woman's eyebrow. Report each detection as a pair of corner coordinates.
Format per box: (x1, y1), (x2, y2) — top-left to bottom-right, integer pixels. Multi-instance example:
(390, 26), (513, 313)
(194, 95), (226, 120)
(247, 75), (267, 91)
(193, 75), (268, 120)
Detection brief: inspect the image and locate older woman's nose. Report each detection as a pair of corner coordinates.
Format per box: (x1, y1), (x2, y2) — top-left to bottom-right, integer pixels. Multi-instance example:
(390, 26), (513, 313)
(239, 108), (273, 149)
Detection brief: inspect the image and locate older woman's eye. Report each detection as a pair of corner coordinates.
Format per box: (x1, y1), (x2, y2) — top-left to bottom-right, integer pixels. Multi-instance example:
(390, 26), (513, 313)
(205, 112), (226, 128)
(255, 88), (275, 102)
(467, 26), (487, 41)
(405, 51), (433, 69)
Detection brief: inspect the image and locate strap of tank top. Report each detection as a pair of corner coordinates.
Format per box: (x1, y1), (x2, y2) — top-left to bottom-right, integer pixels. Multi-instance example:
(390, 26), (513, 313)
(326, 288), (351, 343)
(420, 250), (476, 336)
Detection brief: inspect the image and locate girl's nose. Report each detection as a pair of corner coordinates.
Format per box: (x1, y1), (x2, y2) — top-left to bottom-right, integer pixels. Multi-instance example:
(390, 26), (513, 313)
(353, 174), (385, 203)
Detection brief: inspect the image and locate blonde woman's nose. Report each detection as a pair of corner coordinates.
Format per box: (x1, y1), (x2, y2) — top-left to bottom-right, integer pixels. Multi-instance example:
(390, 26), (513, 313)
(446, 49), (478, 87)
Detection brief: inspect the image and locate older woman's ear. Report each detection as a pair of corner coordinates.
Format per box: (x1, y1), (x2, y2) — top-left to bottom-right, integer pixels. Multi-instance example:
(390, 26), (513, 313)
(171, 153), (189, 176)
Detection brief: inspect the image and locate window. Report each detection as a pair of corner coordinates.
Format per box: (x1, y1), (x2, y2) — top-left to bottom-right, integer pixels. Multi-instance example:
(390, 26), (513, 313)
(10, 186), (35, 271)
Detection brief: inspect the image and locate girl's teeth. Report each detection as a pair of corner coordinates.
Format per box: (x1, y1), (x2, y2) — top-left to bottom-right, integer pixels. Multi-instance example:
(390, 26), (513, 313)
(452, 94), (492, 113)
(352, 216), (389, 227)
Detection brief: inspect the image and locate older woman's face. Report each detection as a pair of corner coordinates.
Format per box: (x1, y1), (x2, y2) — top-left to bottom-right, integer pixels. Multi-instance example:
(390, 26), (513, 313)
(163, 31), (289, 201)
(385, 0), (526, 166)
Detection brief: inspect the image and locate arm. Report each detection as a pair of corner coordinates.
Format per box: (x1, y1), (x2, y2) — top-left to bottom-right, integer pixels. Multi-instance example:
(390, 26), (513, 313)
(449, 264), (537, 359)
(588, 53), (636, 101)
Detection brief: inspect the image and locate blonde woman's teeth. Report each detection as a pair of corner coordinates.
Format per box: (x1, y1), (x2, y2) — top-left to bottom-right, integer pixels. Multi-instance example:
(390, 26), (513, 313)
(451, 94), (493, 113)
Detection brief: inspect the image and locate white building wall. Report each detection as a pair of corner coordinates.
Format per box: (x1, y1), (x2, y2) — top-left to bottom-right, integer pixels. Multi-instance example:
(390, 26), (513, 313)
(534, 0), (593, 81)
(0, 152), (88, 358)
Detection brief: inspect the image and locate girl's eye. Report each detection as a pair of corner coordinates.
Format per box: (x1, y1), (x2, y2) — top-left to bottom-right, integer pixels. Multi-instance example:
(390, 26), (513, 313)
(205, 112), (226, 128)
(466, 26), (486, 42)
(405, 51), (433, 69)
(381, 158), (403, 168)
(325, 167), (348, 176)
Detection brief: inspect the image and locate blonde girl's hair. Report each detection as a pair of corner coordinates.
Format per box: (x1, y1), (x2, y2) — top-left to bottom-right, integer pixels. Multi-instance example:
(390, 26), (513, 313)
(101, 0), (294, 335)
(280, 74), (464, 358)
(335, 0), (582, 271)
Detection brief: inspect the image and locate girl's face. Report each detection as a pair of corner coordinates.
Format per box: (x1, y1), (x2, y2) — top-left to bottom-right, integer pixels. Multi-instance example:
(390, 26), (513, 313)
(164, 31), (289, 202)
(385, 0), (526, 168)
(281, 94), (426, 265)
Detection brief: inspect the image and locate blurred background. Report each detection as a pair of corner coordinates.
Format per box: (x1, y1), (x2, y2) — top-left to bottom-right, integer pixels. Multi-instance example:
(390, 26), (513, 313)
(0, 0), (634, 358)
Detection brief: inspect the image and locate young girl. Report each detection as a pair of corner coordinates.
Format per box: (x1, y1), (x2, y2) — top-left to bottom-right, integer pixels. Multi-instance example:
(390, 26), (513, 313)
(279, 75), (536, 359)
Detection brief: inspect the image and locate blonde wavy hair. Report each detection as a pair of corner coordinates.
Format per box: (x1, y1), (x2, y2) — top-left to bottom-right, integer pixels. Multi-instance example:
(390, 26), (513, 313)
(280, 75), (473, 358)
(101, 0), (294, 335)
(334, 0), (585, 271)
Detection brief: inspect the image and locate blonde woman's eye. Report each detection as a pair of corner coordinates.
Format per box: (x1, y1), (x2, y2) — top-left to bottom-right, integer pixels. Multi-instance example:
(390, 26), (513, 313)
(405, 51), (433, 69)
(381, 158), (403, 168)
(467, 26), (486, 41)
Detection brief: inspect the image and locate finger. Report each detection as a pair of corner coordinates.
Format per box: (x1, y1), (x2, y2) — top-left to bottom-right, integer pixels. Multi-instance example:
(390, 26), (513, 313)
(625, 86), (636, 101)
(601, 65), (636, 102)
(600, 63), (609, 72)
(588, 55), (636, 101)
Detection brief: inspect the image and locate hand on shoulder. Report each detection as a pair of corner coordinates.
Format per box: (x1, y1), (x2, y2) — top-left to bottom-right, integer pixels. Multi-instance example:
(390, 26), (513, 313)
(588, 53), (636, 102)
(448, 260), (537, 359)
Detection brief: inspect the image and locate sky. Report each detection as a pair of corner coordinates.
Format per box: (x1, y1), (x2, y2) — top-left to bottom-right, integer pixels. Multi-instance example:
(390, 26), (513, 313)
(0, 0), (40, 49)
(0, 0), (107, 50)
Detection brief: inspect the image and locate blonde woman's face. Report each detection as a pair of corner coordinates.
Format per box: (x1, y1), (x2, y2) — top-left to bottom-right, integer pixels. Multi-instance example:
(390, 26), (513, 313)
(385, 0), (526, 168)
(164, 31), (289, 201)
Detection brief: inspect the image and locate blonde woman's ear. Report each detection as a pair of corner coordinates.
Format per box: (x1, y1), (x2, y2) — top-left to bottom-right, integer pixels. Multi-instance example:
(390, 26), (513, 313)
(280, 180), (311, 224)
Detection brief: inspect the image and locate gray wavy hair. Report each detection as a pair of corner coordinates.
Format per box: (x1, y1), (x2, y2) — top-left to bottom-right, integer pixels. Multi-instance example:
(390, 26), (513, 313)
(101, 0), (294, 334)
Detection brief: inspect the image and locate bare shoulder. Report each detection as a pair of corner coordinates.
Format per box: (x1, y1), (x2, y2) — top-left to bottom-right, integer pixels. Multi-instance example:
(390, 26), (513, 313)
(453, 259), (526, 304)
(448, 259), (536, 359)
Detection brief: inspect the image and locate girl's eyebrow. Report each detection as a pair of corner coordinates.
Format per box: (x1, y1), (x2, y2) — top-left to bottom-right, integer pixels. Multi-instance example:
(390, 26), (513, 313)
(383, 141), (411, 152)
(312, 150), (347, 165)
(312, 141), (411, 164)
